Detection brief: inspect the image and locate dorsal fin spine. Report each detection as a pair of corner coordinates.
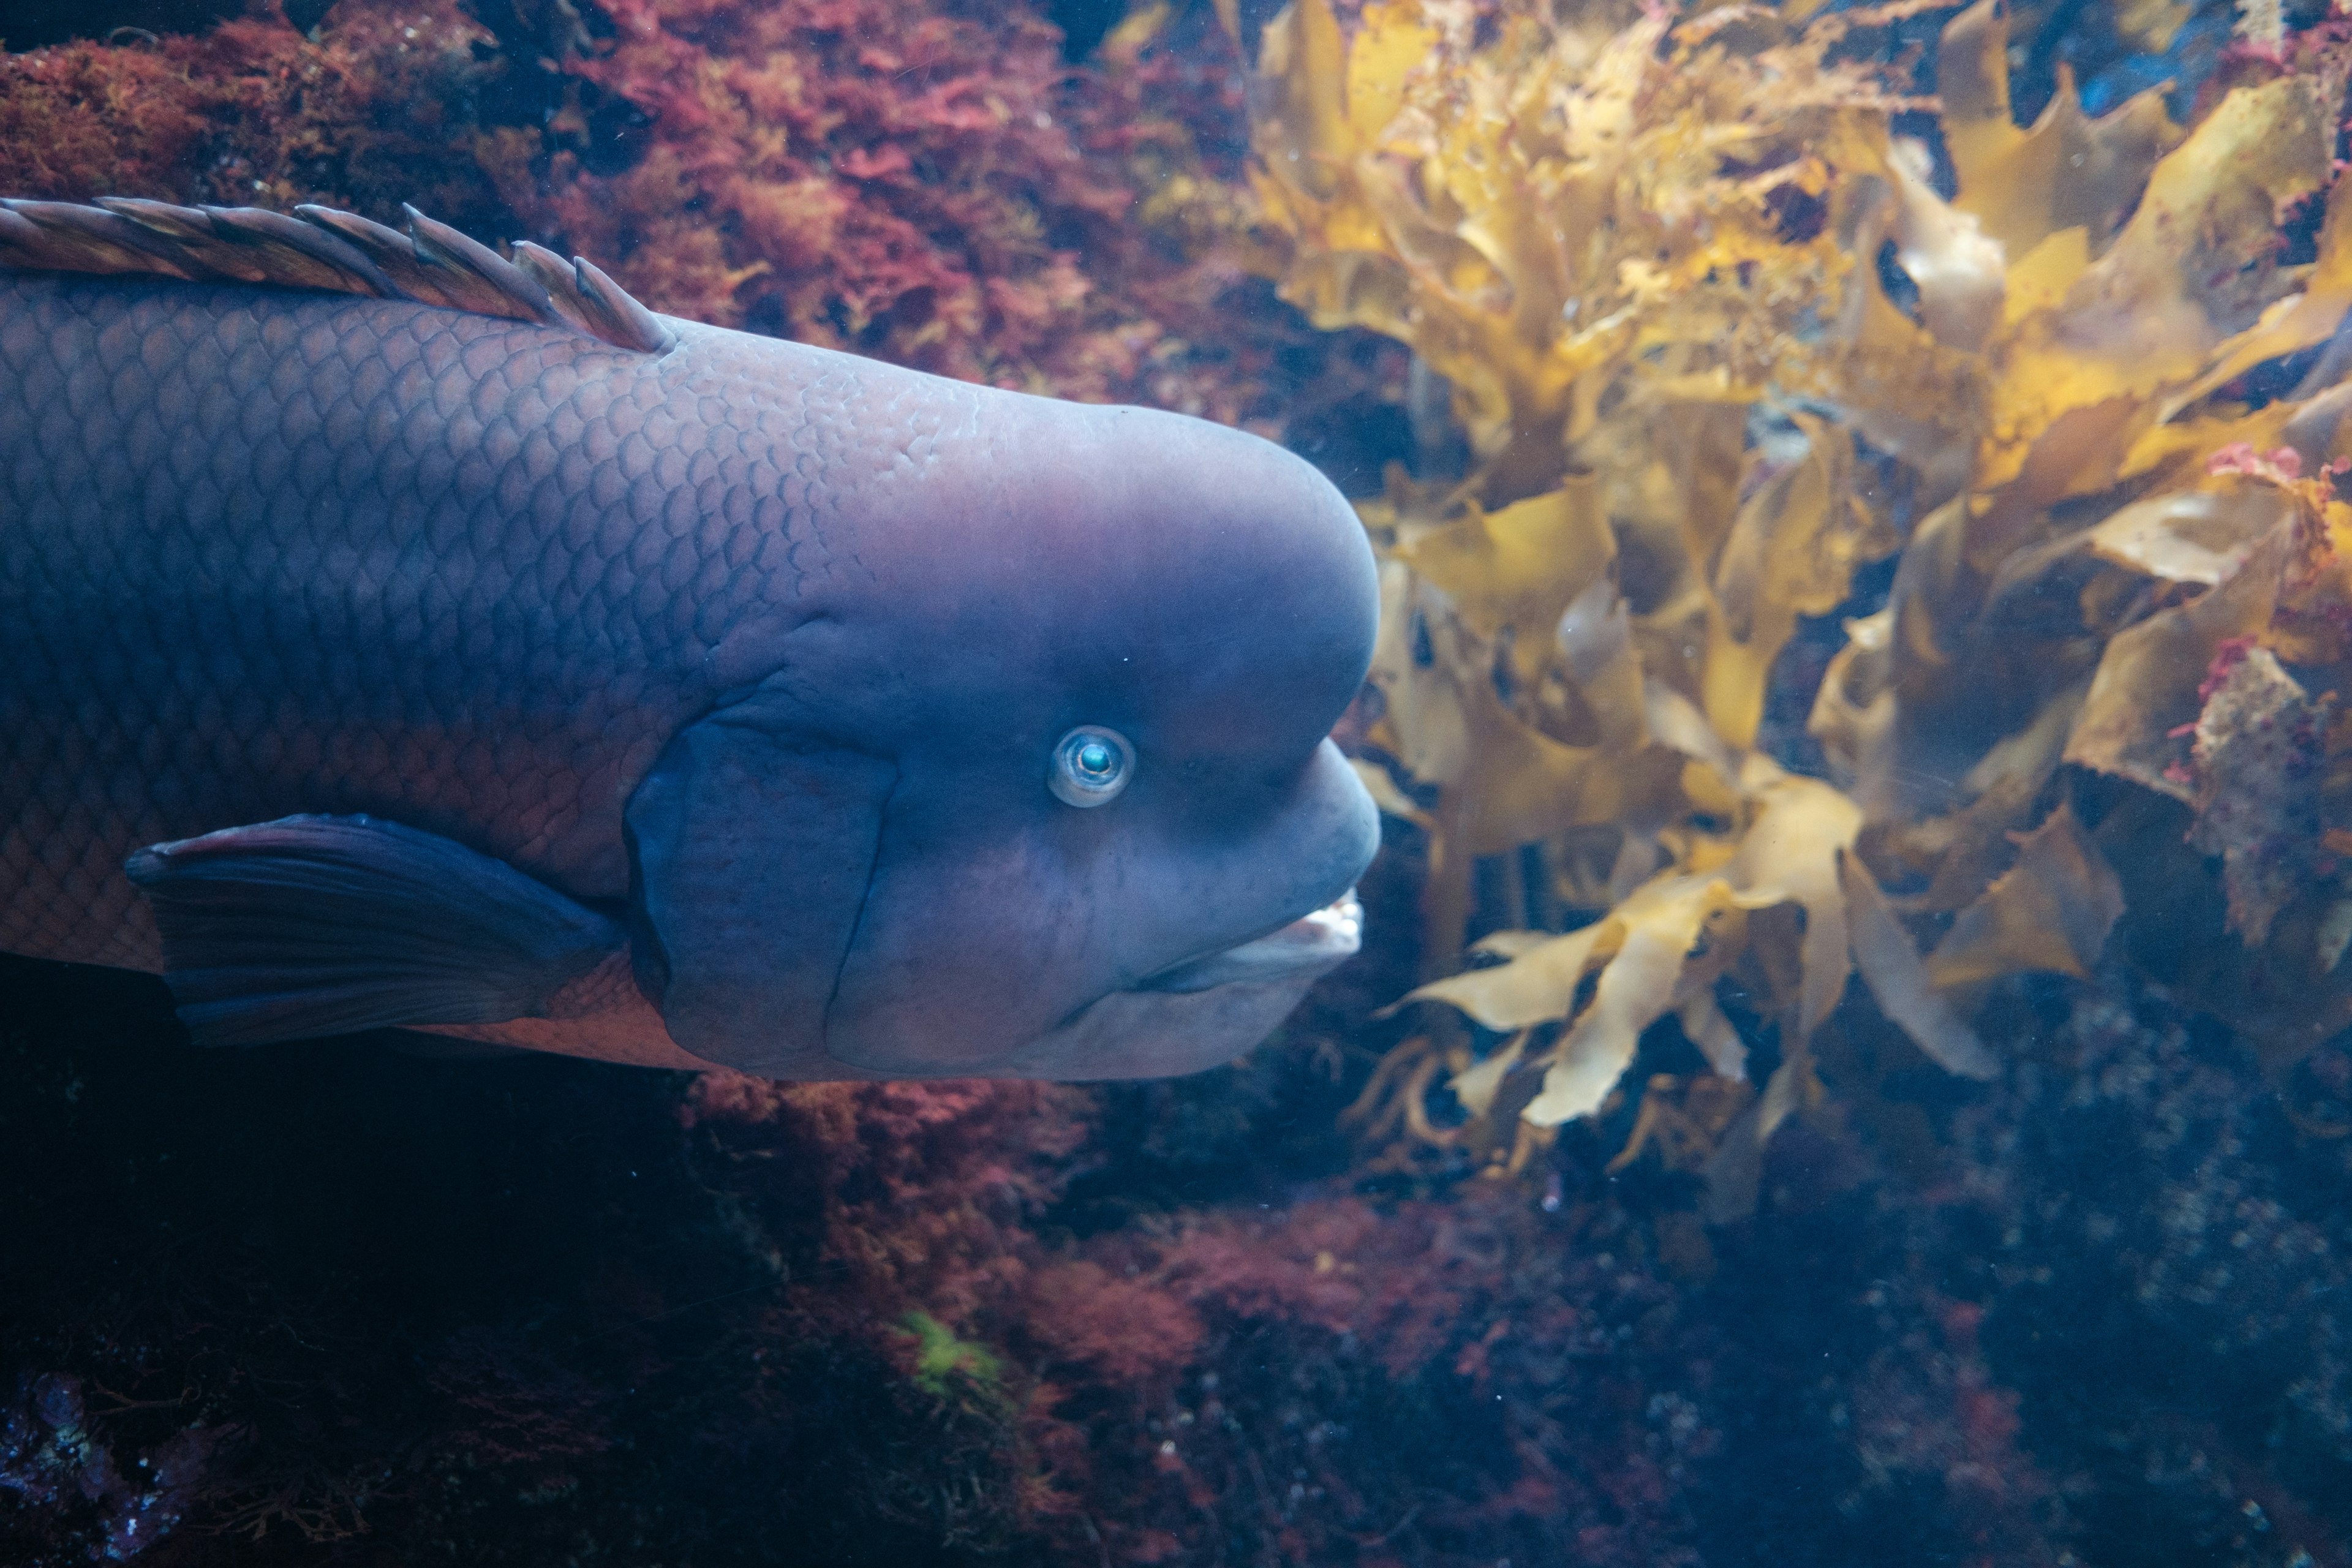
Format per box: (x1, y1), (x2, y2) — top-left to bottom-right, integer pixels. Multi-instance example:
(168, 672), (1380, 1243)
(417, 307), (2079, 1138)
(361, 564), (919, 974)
(209, 205), (396, 297)
(404, 205), (557, 326)
(97, 198), (267, 283)
(507, 239), (675, 355)
(575, 255), (673, 354)
(295, 205), (483, 314)
(0, 195), (668, 356)
(509, 239), (597, 336)
(97, 198), (399, 298)
(1, 200), (189, 278)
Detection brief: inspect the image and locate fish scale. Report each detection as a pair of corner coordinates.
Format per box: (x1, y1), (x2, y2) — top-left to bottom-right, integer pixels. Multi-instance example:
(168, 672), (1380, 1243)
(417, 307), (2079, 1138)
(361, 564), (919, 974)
(0, 272), (873, 972)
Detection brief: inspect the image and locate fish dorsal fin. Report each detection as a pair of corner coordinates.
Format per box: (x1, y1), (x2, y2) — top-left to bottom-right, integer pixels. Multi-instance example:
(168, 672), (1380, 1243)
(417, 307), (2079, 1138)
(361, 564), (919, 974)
(0, 195), (673, 355)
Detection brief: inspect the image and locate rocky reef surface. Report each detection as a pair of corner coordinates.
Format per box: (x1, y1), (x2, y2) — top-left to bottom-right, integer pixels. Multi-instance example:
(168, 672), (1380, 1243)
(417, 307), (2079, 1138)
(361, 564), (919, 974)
(9, 937), (2352, 1563)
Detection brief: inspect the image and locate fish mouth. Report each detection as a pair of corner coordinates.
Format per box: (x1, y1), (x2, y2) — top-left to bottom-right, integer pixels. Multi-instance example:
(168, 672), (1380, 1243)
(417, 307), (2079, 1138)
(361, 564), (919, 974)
(1129, 890), (1363, 995)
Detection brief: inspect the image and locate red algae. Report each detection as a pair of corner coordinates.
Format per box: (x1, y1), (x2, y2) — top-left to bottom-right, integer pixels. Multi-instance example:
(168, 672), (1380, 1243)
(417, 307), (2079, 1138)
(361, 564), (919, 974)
(1017, 1261), (1204, 1393)
(0, 1), (514, 225)
(491, 0), (1296, 407)
(0, 0), (1351, 425)
(10, 844), (2352, 1564)
(524, 0), (1122, 383)
(992, 1183), (1713, 1564)
(682, 1073), (1092, 1327)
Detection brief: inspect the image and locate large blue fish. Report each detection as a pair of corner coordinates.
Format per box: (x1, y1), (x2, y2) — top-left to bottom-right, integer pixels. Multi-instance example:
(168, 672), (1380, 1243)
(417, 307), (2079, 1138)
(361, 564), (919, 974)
(0, 197), (1378, 1079)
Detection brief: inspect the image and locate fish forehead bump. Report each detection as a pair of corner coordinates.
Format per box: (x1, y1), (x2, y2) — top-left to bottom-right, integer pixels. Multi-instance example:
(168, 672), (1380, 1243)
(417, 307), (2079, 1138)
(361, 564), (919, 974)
(803, 385), (1379, 739)
(653, 325), (1374, 693)
(1064, 409), (1378, 739)
(989, 398), (1376, 619)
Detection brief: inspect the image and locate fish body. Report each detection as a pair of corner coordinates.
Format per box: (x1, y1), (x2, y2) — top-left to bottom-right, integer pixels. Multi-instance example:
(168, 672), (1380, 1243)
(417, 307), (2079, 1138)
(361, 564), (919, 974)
(0, 199), (1378, 1079)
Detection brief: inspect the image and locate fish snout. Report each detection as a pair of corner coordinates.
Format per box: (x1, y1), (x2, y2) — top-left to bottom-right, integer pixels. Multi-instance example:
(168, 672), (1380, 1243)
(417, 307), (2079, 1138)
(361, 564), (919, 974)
(1002, 750), (1375, 1081)
(1133, 889), (1363, 995)
(1293, 736), (1381, 925)
(1125, 739), (1379, 995)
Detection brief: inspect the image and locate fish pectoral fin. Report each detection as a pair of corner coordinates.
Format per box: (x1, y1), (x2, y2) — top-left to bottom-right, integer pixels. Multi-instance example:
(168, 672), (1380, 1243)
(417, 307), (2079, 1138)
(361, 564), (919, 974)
(124, 814), (625, 1047)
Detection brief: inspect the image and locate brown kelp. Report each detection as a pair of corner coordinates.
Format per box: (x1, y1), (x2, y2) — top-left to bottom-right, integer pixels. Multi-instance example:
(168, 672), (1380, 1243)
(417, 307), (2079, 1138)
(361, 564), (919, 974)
(1246, 0), (2352, 1179)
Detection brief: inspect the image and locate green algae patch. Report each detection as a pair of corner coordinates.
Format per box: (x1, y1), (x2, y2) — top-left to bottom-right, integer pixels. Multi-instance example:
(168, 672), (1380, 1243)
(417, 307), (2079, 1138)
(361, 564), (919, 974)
(898, 1312), (1007, 1404)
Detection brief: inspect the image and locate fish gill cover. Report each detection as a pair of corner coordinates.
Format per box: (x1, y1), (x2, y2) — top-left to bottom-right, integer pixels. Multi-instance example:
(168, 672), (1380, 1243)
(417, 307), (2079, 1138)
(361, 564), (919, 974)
(10, 0), (2352, 1563)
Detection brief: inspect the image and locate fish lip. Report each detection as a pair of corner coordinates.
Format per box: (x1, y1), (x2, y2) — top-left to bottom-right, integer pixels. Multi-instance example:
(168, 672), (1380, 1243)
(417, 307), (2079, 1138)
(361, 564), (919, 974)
(1128, 889), (1363, 995)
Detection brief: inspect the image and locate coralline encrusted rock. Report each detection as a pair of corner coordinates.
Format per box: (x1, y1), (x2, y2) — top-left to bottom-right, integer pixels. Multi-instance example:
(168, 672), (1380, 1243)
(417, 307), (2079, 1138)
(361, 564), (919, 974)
(0, 0), (514, 226)
(0, 0), (1330, 423)
(2190, 639), (2334, 945)
(1915, 973), (2352, 1562)
(1008, 1186), (1714, 1566)
(2000, 986), (2352, 1471)
(0, 1373), (225, 1562)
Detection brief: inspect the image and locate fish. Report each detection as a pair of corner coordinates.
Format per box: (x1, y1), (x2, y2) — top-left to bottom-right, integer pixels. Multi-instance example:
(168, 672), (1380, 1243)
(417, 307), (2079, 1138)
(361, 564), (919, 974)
(0, 196), (1379, 1081)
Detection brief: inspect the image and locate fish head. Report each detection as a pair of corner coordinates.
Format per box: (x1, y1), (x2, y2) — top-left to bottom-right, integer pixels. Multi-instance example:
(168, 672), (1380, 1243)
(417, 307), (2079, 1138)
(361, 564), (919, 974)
(805, 399), (1381, 1078)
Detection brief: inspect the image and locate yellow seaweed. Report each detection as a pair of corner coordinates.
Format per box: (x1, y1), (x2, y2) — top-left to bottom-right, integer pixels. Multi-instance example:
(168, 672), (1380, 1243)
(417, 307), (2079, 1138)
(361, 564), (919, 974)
(1242, 0), (2352, 1166)
(1923, 804), (2125, 988)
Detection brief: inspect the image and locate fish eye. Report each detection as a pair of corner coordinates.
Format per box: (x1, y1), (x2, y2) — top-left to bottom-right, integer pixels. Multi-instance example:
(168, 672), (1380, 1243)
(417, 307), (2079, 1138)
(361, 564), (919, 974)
(1050, 725), (1134, 808)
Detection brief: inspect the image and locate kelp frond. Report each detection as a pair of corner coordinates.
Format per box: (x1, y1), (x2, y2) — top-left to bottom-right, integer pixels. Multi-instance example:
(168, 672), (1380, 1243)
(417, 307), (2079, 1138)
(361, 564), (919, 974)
(1248, 0), (2352, 1180)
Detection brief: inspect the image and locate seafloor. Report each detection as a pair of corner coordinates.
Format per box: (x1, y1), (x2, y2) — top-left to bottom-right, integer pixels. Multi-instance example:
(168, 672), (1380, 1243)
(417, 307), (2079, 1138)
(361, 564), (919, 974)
(7, 0), (2352, 1564)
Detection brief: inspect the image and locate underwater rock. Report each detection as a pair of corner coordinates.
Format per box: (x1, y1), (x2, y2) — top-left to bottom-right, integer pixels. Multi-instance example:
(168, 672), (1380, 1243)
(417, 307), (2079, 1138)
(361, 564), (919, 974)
(1985, 983), (2352, 1499)
(9, 913), (2352, 1562)
(2190, 640), (2332, 946)
(0, 1), (516, 226)
(0, 1373), (225, 1562)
